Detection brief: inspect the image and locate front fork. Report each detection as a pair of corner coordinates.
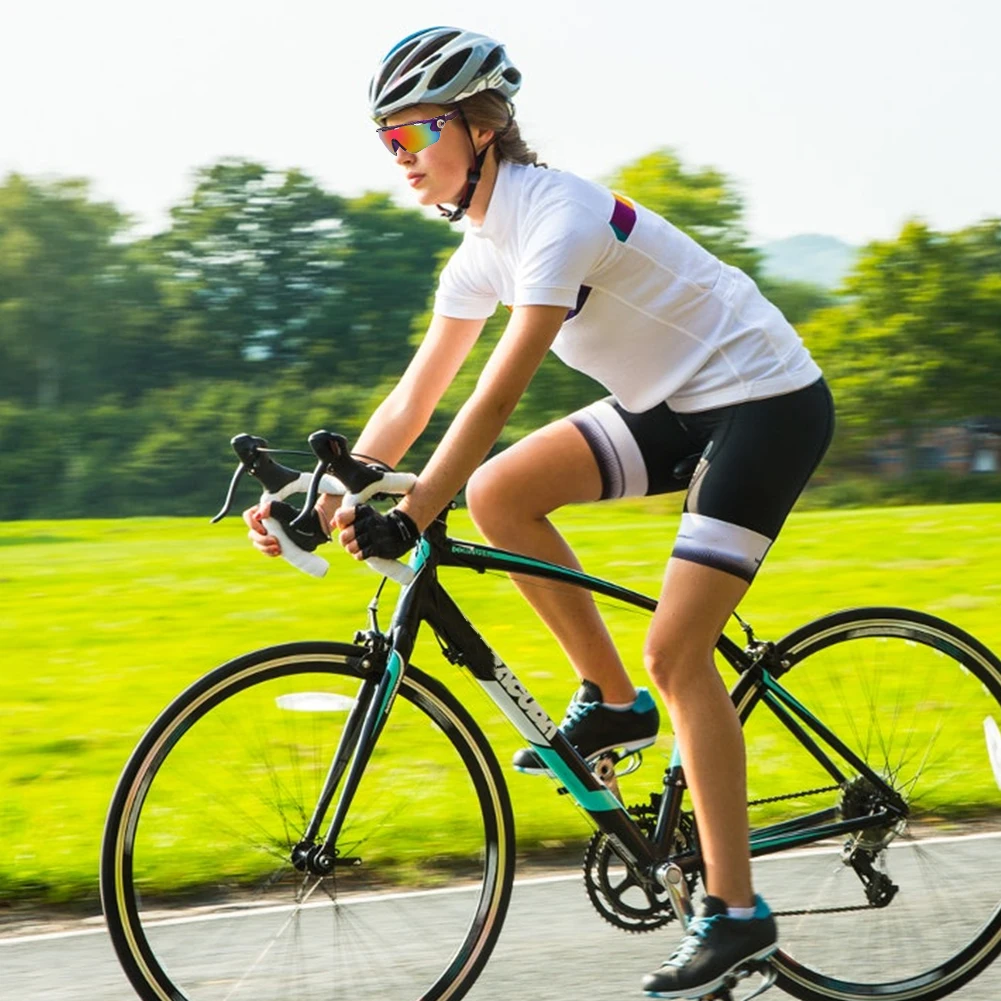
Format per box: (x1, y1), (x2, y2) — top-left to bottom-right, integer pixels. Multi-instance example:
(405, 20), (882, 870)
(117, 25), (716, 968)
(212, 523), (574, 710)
(291, 639), (404, 876)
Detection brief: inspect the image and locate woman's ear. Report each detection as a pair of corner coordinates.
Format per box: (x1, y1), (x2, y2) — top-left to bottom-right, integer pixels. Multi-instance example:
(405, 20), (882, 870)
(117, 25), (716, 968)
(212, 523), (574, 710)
(474, 127), (496, 155)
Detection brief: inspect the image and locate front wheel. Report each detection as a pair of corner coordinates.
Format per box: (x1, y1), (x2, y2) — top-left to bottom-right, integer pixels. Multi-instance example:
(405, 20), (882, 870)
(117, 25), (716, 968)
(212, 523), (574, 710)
(100, 641), (515, 1001)
(740, 607), (1001, 1001)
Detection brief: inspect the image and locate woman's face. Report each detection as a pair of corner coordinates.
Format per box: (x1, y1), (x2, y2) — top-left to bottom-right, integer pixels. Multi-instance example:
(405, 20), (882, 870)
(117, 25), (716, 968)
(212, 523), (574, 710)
(382, 103), (492, 208)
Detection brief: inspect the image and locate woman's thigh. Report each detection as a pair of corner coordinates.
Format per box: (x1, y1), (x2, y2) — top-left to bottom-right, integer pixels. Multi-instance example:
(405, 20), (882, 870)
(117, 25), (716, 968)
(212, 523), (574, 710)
(465, 417), (605, 519)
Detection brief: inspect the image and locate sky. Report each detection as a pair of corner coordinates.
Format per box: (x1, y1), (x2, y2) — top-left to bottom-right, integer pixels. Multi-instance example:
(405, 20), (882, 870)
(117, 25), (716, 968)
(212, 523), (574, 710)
(2, 0), (999, 246)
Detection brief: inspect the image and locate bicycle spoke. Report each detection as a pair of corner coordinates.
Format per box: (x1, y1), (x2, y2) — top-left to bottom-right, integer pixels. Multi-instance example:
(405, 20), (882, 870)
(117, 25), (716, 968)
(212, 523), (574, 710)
(103, 647), (513, 1001)
(743, 611), (1001, 999)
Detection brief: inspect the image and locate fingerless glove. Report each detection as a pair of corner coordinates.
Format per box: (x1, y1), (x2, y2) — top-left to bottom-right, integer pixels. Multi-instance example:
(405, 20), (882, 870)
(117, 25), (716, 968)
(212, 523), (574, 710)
(352, 505), (420, 560)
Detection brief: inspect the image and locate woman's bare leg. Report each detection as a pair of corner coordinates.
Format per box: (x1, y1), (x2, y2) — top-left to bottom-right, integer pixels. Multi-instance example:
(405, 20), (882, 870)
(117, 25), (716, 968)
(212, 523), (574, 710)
(464, 419), (637, 705)
(644, 557), (754, 907)
(469, 421), (754, 903)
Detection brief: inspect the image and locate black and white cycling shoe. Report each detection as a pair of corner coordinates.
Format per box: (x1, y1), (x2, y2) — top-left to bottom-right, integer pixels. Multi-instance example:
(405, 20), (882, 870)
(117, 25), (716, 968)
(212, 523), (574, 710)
(511, 681), (659, 775)
(643, 895), (778, 999)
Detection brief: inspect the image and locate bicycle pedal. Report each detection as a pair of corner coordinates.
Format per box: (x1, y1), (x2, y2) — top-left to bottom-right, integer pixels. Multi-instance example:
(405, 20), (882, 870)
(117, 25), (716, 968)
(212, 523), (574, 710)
(695, 960), (776, 1001)
(586, 748), (644, 777)
(592, 753), (622, 800)
(739, 963), (777, 1001)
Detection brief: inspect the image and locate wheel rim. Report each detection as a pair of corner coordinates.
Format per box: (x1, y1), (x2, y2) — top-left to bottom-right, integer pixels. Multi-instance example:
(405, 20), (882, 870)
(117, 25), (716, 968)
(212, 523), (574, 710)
(741, 613), (1001, 999)
(104, 652), (509, 1001)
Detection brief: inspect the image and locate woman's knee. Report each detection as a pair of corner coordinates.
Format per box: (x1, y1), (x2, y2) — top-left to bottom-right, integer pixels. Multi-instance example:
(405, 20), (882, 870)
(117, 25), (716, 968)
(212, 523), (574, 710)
(466, 460), (522, 538)
(643, 635), (715, 696)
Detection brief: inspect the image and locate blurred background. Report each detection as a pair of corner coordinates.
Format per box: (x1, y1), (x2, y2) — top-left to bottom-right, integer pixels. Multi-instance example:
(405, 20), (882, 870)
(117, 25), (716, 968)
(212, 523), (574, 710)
(2, 1), (1000, 998)
(1, 0), (999, 507)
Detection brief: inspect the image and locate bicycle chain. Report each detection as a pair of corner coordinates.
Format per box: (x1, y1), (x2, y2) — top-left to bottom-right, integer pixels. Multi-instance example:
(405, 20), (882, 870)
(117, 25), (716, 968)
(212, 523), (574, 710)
(586, 784), (878, 925)
(749, 783), (888, 917)
(773, 903), (874, 916)
(748, 784), (840, 806)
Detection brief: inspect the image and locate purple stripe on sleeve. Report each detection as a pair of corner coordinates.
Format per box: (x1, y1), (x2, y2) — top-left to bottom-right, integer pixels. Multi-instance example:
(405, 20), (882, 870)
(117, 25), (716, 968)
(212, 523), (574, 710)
(609, 195), (637, 242)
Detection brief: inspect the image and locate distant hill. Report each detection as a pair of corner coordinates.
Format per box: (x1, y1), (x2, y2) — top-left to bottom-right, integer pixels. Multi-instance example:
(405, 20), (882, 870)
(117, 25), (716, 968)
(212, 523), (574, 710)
(760, 234), (858, 289)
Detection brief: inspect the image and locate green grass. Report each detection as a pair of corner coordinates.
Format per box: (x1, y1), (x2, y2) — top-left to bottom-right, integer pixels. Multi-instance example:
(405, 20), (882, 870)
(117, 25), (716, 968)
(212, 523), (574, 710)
(2, 501), (1000, 908)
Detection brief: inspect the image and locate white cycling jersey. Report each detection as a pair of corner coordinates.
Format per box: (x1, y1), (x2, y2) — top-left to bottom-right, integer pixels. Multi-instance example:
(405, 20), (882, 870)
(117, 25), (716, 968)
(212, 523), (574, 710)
(433, 160), (822, 414)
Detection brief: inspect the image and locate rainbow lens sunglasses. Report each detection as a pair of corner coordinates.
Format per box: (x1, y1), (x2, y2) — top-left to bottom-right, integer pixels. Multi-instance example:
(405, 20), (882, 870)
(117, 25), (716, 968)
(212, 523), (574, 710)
(376, 110), (460, 156)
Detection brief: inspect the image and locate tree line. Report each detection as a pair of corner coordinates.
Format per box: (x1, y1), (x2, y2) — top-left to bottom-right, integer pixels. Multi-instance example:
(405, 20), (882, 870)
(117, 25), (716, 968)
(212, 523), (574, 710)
(0, 151), (998, 519)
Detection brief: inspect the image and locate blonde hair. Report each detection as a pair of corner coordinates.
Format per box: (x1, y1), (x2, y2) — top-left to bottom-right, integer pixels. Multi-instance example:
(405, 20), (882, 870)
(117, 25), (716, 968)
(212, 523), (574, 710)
(458, 90), (547, 168)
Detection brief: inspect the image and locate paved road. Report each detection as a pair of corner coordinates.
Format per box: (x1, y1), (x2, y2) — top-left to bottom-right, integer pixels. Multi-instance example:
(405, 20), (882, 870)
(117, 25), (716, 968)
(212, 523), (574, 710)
(4, 838), (1001, 1001)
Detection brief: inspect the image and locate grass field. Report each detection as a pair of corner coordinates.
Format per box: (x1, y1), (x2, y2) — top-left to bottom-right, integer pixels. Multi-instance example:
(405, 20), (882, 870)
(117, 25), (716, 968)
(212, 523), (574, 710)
(2, 501), (1000, 908)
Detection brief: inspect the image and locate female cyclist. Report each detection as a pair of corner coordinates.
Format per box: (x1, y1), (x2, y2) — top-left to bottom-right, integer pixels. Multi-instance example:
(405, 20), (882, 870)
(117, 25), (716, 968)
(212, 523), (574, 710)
(245, 26), (835, 1000)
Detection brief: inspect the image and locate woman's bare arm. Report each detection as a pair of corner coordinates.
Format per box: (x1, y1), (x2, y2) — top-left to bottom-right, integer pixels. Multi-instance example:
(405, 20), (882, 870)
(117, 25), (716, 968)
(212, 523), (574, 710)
(392, 304), (568, 531)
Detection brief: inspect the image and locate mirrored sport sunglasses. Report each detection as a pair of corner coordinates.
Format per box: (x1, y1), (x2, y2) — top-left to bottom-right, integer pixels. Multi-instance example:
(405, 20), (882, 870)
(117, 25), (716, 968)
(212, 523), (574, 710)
(376, 110), (461, 156)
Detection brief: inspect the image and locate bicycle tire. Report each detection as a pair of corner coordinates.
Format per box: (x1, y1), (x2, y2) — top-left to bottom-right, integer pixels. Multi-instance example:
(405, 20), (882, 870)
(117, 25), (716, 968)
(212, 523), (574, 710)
(100, 641), (515, 1001)
(738, 607), (1001, 1001)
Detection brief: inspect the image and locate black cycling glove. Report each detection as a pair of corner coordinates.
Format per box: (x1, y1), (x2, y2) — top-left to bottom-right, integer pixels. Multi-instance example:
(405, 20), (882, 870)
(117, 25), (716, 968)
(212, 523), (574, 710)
(352, 505), (420, 560)
(268, 500), (330, 553)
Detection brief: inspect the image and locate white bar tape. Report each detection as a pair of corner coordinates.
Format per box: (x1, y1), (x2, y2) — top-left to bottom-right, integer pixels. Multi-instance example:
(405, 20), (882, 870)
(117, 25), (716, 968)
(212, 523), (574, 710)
(272, 472), (346, 502)
(261, 516), (329, 578)
(259, 470), (419, 583)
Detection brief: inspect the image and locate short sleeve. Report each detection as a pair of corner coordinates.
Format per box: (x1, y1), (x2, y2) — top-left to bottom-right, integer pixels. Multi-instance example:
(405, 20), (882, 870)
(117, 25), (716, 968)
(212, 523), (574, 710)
(433, 241), (499, 320)
(514, 200), (611, 309)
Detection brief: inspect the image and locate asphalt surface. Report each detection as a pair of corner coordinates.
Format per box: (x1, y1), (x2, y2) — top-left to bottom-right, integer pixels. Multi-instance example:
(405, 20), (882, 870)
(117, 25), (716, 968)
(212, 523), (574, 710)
(4, 837), (1001, 1001)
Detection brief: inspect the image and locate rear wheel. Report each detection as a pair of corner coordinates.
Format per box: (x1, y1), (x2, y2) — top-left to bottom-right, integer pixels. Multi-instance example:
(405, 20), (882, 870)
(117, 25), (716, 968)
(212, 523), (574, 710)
(101, 641), (515, 1001)
(740, 608), (1001, 1000)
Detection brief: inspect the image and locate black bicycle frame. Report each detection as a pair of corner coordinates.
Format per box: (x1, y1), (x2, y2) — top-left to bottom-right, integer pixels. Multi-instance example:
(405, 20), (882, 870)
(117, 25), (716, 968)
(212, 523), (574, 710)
(310, 516), (907, 878)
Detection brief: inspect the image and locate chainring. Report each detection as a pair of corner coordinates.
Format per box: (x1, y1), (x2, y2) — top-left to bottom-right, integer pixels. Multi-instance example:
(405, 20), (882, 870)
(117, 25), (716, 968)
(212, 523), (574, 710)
(583, 800), (698, 933)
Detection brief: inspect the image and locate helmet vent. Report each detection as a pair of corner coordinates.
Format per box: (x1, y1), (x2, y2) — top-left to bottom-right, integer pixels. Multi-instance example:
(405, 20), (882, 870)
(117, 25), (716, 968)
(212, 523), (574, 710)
(429, 49), (472, 90)
(380, 74), (423, 108)
(480, 46), (504, 75)
(401, 31), (461, 75)
(376, 41), (420, 95)
(502, 67), (522, 86)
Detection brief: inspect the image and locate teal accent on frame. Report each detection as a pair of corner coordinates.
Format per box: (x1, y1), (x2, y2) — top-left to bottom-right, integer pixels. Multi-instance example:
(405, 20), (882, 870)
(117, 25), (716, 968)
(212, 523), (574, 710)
(378, 650), (403, 719)
(669, 743), (683, 769)
(449, 542), (642, 603)
(532, 746), (622, 813)
(760, 670), (822, 725)
(750, 831), (822, 853)
(409, 538), (431, 573)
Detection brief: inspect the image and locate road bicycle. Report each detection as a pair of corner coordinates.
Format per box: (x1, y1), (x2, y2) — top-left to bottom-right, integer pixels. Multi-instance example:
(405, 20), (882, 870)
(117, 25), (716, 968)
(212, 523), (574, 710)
(101, 431), (1001, 1001)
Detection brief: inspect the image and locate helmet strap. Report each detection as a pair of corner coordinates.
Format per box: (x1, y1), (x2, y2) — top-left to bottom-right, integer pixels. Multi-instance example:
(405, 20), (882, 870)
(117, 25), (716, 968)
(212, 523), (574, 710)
(437, 105), (499, 224)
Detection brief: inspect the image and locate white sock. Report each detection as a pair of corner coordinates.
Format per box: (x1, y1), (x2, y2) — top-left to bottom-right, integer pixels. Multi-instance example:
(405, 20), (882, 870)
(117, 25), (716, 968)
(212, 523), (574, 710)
(603, 699), (636, 711)
(726, 905), (757, 920)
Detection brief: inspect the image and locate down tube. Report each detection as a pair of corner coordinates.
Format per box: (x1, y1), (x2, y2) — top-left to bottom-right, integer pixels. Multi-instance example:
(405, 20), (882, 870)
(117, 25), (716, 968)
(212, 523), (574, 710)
(422, 580), (656, 866)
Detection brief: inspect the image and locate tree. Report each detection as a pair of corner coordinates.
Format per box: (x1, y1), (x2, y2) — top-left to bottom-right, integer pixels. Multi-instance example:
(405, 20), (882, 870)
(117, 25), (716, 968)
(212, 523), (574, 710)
(757, 277), (834, 327)
(153, 161), (458, 386)
(152, 160), (348, 379)
(303, 191), (460, 383)
(801, 218), (1001, 462)
(0, 174), (134, 407)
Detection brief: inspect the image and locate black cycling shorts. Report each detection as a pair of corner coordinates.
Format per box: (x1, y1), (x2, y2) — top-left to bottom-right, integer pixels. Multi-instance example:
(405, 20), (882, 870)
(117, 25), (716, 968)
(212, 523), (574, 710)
(567, 378), (835, 582)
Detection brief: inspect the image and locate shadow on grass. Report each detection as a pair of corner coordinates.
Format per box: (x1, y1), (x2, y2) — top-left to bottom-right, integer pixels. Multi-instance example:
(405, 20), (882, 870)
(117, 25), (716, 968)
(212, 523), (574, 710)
(0, 534), (80, 547)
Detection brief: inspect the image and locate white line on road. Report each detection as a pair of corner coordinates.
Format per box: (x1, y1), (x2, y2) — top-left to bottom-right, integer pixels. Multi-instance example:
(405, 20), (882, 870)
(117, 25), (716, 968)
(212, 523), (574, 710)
(4, 829), (1000, 946)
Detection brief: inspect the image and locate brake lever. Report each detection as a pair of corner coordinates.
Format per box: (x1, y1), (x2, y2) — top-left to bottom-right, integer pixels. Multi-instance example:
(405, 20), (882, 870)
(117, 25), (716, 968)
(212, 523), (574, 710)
(212, 434), (310, 523)
(292, 430), (383, 530)
(211, 434), (271, 523)
(300, 429), (419, 586)
(211, 463), (248, 523)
